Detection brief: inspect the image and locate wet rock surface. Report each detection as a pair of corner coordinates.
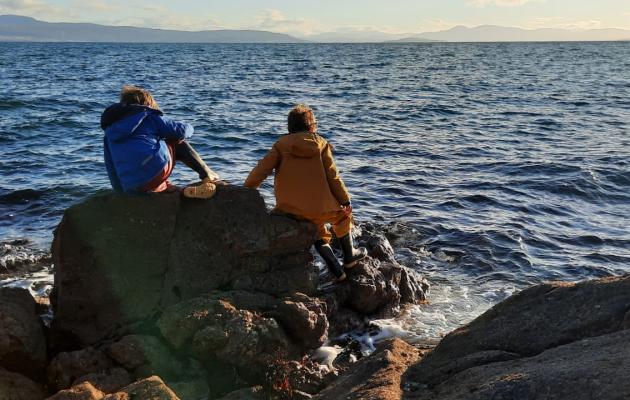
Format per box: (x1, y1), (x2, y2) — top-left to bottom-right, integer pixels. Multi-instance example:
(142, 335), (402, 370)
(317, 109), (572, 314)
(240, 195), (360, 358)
(0, 239), (51, 281)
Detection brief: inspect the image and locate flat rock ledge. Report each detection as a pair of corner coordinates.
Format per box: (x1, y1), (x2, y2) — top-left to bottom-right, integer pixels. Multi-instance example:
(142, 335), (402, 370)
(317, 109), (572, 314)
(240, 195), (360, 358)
(5, 185), (428, 399)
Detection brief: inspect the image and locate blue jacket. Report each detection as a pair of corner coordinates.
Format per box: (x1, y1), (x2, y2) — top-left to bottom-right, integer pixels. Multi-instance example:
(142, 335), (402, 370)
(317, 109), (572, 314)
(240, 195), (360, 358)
(101, 103), (194, 193)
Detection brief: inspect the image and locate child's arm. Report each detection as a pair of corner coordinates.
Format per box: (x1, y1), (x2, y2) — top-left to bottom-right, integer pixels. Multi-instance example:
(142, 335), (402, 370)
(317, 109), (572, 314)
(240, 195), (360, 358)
(244, 144), (280, 189)
(152, 115), (194, 142)
(321, 143), (351, 206)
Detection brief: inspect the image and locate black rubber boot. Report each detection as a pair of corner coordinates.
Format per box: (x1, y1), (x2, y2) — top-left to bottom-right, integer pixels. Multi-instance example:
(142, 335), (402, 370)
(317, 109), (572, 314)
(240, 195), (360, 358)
(315, 240), (346, 282)
(174, 141), (214, 180)
(339, 234), (368, 269)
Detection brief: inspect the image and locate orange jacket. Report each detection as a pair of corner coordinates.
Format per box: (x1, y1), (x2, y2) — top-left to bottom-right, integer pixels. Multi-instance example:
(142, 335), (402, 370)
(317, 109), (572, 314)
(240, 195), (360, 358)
(244, 132), (350, 217)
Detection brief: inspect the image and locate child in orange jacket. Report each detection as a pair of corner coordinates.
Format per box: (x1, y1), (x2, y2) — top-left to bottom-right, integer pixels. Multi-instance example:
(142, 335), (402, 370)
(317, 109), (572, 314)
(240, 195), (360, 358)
(245, 104), (367, 281)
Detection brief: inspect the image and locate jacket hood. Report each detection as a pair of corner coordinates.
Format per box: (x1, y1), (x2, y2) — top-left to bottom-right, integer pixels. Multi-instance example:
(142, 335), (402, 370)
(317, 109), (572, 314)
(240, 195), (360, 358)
(101, 103), (163, 142)
(283, 132), (324, 158)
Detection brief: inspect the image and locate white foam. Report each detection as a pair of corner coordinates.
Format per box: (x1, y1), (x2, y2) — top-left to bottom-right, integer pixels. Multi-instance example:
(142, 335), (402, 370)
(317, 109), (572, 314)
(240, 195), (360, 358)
(312, 345), (344, 371)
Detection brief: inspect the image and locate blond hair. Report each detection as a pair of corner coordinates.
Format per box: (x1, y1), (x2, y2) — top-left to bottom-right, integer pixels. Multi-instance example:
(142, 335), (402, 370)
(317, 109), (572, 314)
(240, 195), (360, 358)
(120, 85), (160, 110)
(288, 104), (317, 133)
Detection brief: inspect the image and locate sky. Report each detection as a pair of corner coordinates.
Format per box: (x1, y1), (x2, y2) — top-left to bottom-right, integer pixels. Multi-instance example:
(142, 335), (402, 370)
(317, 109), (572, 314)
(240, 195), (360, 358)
(1, 0), (629, 35)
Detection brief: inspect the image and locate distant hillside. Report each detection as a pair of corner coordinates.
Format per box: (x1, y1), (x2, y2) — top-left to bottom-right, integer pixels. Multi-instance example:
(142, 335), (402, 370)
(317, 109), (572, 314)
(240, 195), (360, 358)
(0, 15), (304, 43)
(397, 25), (630, 42)
(386, 37), (443, 43)
(299, 30), (412, 43)
(2, 16), (629, 43)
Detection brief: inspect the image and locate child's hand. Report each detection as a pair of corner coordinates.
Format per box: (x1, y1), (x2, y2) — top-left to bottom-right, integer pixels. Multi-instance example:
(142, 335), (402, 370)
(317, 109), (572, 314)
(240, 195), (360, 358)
(341, 203), (353, 216)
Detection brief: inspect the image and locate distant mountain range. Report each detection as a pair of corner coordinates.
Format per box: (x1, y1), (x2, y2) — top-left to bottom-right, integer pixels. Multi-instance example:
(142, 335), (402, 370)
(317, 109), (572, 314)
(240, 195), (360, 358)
(0, 15), (304, 43)
(1, 15), (629, 43)
(391, 25), (630, 43)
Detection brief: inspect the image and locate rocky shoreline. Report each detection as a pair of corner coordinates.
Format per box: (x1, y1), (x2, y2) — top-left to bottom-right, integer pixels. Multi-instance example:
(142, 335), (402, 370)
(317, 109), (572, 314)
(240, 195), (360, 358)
(1, 186), (429, 399)
(2, 185), (629, 399)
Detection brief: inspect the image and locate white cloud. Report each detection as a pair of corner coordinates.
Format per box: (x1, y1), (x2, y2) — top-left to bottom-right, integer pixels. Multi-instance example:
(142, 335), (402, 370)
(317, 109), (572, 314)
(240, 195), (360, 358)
(0, 0), (224, 31)
(0, 0), (61, 16)
(524, 17), (603, 30)
(467, 0), (545, 7)
(251, 9), (322, 35)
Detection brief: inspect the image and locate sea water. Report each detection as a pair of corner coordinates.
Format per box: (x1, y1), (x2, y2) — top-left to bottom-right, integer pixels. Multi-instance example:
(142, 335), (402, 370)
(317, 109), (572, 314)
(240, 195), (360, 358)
(1, 42), (629, 342)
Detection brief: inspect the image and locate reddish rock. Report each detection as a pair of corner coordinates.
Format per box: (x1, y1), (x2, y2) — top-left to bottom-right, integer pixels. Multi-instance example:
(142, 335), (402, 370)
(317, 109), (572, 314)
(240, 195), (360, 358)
(0, 367), (47, 400)
(107, 335), (174, 374)
(157, 297), (291, 374)
(268, 293), (329, 350)
(314, 339), (422, 400)
(102, 376), (180, 400)
(0, 287), (47, 378)
(47, 347), (112, 391)
(344, 258), (403, 316)
(47, 382), (105, 400)
(72, 368), (132, 394)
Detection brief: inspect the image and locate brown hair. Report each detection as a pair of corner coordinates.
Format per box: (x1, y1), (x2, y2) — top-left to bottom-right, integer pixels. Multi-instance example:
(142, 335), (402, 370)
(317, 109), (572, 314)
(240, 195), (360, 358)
(288, 104), (317, 133)
(120, 85), (160, 110)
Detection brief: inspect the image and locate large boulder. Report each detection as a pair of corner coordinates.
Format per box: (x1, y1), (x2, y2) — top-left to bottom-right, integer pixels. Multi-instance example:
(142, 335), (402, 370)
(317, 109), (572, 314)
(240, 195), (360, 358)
(0, 367), (47, 400)
(403, 275), (630, 399)
(50, 187), (317, 349)
(0, 287), (47, 378)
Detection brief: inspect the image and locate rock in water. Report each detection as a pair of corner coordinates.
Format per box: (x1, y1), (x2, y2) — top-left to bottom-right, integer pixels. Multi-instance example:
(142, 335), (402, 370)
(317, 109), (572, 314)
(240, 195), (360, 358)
(403, 275), (630, 399)
(50, 187), (317, 350)
(0, 287), (47, 379)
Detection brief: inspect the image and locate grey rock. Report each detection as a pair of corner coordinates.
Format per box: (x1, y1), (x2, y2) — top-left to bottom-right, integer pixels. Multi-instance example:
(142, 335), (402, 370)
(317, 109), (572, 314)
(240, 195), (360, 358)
(0, 287), (47, 378)
(403, 275), (630, 399)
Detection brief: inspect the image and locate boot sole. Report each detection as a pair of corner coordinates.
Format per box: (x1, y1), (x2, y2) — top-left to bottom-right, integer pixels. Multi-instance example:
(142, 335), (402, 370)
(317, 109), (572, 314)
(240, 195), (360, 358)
(183, 184), (217, 199)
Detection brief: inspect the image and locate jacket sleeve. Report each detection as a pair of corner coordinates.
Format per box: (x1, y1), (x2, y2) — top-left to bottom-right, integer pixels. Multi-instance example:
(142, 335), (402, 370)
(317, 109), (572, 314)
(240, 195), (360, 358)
(153, 115), (194, 141)
(321, 142), (351, 205)
(244, 144), (280, 189)
(103, 138), (123, 192)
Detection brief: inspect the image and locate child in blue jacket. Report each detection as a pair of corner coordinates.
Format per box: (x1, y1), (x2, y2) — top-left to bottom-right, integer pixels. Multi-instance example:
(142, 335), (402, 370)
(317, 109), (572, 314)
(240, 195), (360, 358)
(101, 85), (219, 198)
